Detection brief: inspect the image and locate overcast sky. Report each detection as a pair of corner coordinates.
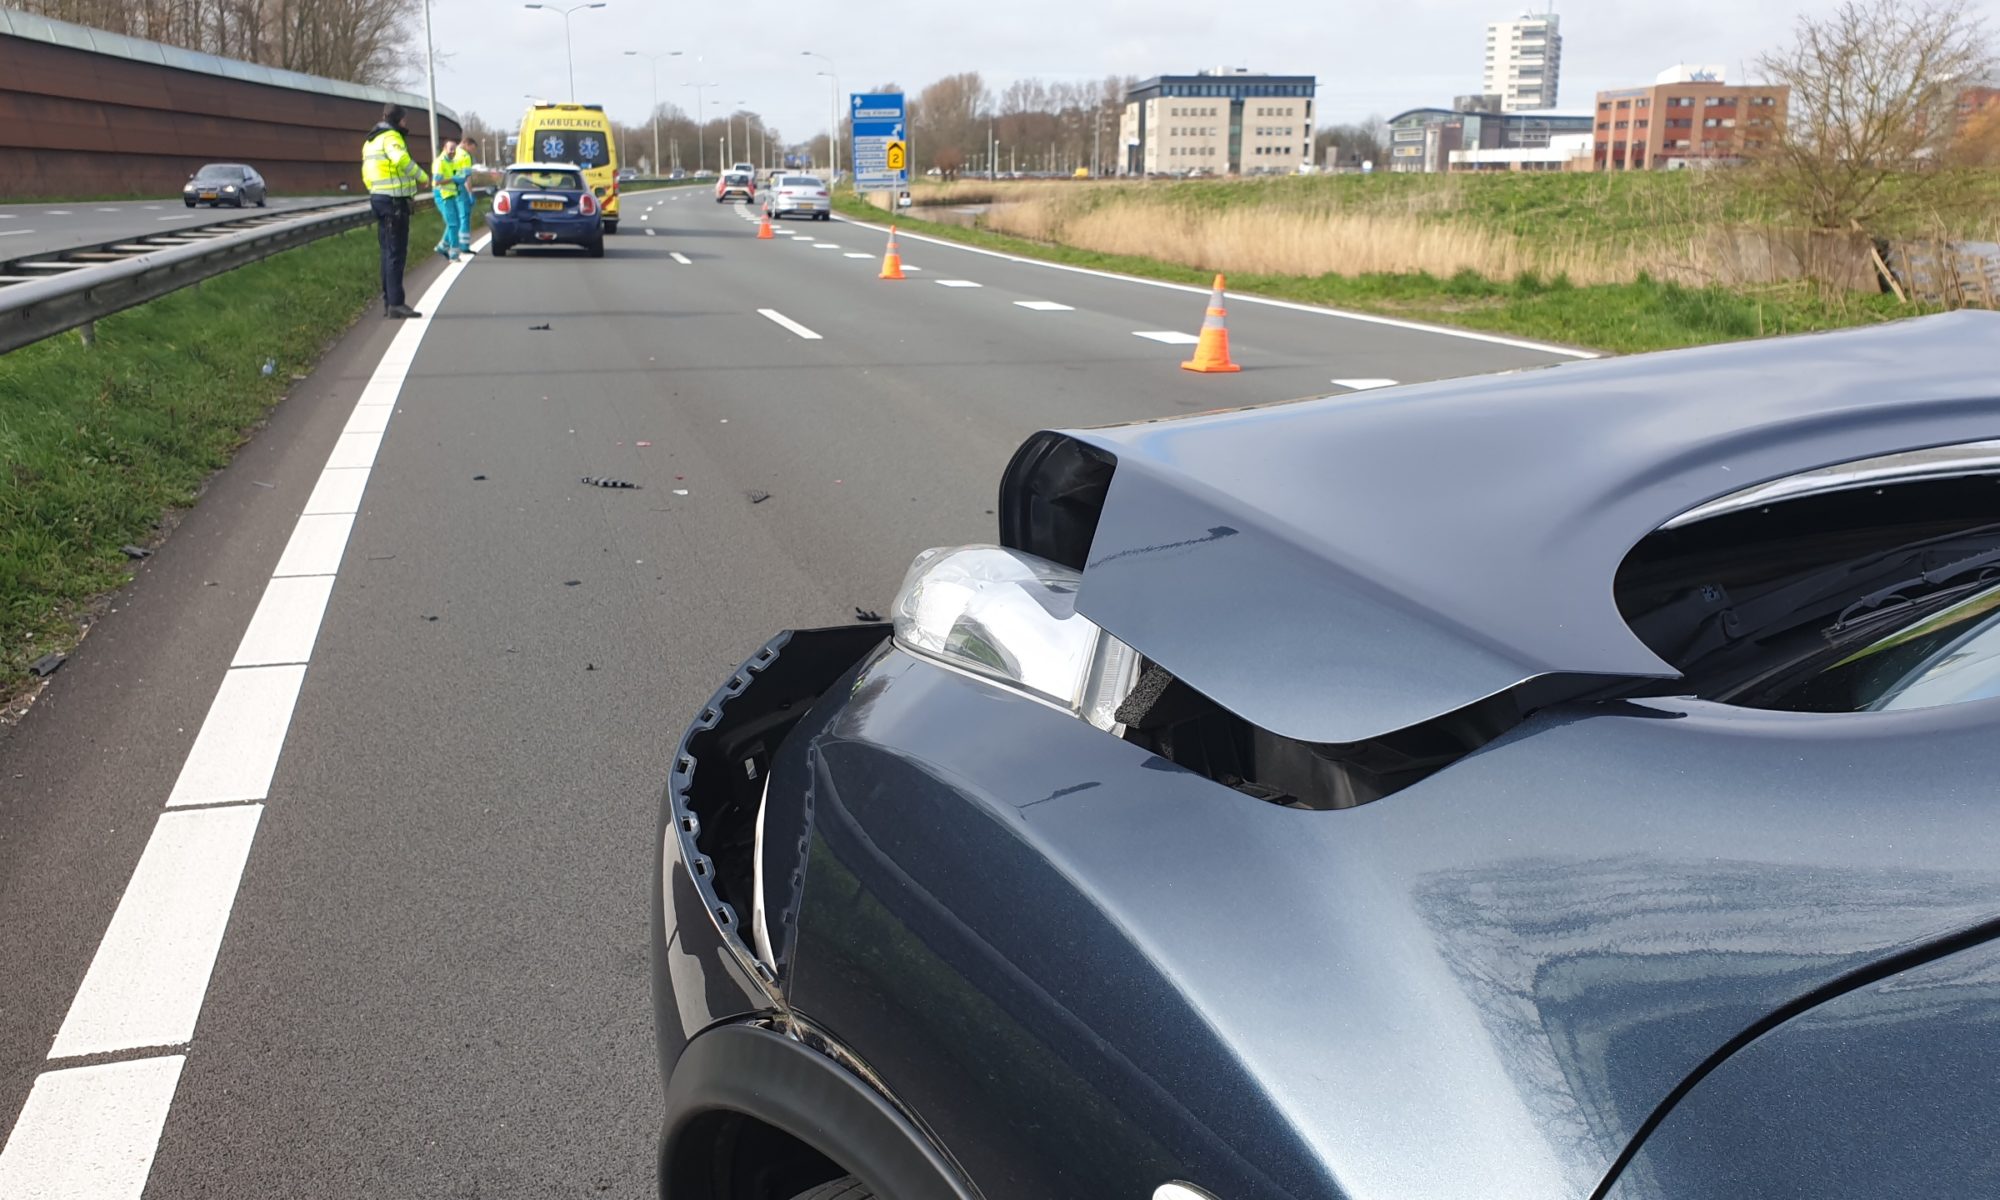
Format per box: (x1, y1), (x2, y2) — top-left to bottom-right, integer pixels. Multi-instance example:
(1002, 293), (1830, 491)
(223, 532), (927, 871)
(418, 0), (1878, 145)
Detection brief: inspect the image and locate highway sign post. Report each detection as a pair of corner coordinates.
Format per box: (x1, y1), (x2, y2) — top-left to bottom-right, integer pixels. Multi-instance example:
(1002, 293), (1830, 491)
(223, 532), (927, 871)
(850, 92), (908, 193)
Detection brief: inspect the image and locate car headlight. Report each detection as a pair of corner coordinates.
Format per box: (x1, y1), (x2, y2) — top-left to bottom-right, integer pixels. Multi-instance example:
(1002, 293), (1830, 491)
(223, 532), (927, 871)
(893, 545), (1142, 731)
(222, 185), (237, 191)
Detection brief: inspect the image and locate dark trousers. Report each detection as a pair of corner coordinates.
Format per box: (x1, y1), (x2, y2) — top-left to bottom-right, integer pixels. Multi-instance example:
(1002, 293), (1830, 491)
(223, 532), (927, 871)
(370, 194), (411, 308)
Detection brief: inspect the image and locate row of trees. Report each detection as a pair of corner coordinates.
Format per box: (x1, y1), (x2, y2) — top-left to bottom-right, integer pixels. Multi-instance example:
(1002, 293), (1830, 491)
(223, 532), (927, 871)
(15, 0), (414, 85)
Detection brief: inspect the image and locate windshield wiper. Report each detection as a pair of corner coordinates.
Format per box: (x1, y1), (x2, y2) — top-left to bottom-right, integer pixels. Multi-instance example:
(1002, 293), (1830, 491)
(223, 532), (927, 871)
(1833, 545), (2000, 630)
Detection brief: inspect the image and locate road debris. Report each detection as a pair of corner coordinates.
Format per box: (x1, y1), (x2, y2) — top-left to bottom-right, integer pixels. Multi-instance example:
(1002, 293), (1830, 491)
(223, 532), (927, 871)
(473, 474), (487, 481)
(564, 580), (581, 587)
(120, 545), (151, 560)
(422, 614), (440, 622)
(29, 653), (65, 678)
(529, 323), (552, 331)
(367, 553), (397, 561)
(747, 490), (770, 504)
(581, 476), (640, 489)
(854, 608), (882, 623)
(635, 441), (652, 447)
(261, 358), (276, 376)
(672, 489), (689, 496)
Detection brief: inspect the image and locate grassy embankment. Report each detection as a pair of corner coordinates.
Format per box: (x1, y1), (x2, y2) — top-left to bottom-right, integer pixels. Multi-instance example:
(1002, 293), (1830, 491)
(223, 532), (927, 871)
(0, 206), (455, 699)
(837, 171), (1998, 353)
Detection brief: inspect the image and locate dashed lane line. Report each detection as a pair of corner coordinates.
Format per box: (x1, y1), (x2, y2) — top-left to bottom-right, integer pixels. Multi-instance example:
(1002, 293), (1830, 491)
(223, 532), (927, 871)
(1015, 301), (1074, 311)
(671, 252), (692, 265)
(758, 308), (824, 340)
(1134, 330), (1201, 344)
(935, 280), (982, 288)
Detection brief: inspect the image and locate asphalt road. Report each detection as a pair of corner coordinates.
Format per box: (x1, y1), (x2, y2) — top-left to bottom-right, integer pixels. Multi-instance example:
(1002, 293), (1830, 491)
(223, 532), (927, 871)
(0, 196), (347, 258)
(0, 186), (1585, 1197)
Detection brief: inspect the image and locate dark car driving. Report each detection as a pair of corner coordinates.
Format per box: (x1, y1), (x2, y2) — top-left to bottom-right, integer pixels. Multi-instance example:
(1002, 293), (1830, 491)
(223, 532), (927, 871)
(183, 163), (266, 207)
(654, 311), (2000, 1200)
(486, 163), (604, 258)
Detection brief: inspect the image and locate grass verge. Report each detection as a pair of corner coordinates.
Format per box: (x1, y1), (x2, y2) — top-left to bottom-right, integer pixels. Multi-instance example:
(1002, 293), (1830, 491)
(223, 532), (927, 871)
(835, 191), (1924, 355)
(0, 205), (452, 701)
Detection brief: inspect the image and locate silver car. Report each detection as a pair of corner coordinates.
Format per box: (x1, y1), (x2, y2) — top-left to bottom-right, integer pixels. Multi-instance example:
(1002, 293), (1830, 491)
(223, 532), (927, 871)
(762, 173), (831, 222)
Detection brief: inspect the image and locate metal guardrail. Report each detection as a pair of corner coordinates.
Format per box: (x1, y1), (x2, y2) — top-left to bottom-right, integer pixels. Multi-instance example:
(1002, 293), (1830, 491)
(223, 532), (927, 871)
(0, 198), (429, 354)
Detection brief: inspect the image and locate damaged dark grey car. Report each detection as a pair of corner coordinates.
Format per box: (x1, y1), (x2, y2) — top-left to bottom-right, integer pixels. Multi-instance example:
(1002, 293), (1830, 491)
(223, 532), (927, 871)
(653, 311), (2000, 1200)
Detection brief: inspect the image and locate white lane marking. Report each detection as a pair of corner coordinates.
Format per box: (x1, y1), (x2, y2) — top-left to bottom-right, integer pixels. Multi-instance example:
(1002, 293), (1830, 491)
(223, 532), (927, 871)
(44, 210), (72, 215)
(324, 429), (386, 470)
(640, 214), (649, 220)
(1016, 300), (1074, 311)
(157, 214), (198, 221)
(96, 207), (119, 212)
(645, 229), (658, 236)
(0, 1056), (186, 1198)
(834, 214), (1598, 359)
(0, 213), (15, 218)
(0, 232), (491, 1193)
(231, 576), (338, 667)
(812, 243), (840, 249)
(842, 252), (872, 259)
(144, 206), (161, 211)
(1134, 330), (1201, 344)
(342, 404), (391, 435)
(165, 666), (307, 806)
(0, 229), (30, 238)
(1332, 378), (1399, 390)
(271, 512), (356, 577)
(301, 466), (370, 515)
(49, 808), (264, 1056)
(790, 235), (814, 241)
(901, 265), (923, 272)
(758, 309), (823, 340)
(670, 252), (692, 264)
(936, 279), (981, 288)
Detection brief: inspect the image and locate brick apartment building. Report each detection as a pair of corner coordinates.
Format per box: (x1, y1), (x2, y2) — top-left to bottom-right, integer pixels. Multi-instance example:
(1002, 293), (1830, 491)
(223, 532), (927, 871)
(1593, 65), (1788, 170)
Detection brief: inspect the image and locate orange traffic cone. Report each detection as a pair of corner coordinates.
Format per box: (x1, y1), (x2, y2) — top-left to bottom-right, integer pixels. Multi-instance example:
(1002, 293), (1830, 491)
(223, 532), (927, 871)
(1180, 274), (1241, 373)
(878, 226), (905, 280)
(756, 212), (775, 239)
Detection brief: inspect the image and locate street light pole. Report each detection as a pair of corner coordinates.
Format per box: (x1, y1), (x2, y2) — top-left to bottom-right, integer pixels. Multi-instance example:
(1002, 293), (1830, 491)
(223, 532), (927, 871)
(683, 82), (717, 173)
(736, 101), (749, 167)
(803, 52), (839, 185)
(624, 50), (680, 175)
(421, 0), (439, 162)
(523, 2), (606, 103)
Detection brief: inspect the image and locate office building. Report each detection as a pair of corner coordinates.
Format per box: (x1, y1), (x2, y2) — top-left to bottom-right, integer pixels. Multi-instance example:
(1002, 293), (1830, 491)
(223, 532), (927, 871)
(1119, 70), (1317, 176)
(1386, 106), (1593, 173)
(1450, 132), (1593, 171)
(1592, 66), (1788, 170)
(1482, 12), (1562, 112)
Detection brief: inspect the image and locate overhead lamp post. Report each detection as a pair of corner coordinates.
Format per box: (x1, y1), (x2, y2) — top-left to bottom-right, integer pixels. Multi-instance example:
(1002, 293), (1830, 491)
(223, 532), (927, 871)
(683, 82), (718, 173)
(624, 50), (681, 175)
(735, 100), (749, 166)
(802, 51), (839, 183)
(523, 2), (605, 103)
(420, 0), (439, 163)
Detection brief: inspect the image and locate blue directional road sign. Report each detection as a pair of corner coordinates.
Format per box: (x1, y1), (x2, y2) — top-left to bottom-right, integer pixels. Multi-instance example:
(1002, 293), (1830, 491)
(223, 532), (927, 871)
(850, 92), (908, 192)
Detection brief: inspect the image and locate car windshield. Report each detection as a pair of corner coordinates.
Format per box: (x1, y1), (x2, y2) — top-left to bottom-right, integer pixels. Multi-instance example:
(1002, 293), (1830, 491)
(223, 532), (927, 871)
(194, 165), (242, 180)
(1734, 579), (2000, 712)
(507, 169), (582, 191)
(724, 173), (751, 185)
(782, 176), (822, 188)
(527, 130), (609, 169)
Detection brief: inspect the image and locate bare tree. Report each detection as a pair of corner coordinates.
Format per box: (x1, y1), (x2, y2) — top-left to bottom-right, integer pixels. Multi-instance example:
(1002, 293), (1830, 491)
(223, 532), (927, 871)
(1755, 0), (1994, 230)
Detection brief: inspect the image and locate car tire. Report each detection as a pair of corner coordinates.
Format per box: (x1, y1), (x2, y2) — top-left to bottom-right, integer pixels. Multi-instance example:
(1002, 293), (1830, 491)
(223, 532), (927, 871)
(586, 238), (604, 258)
(256, 195), (266, 207)
(788, 1179), (873, 1200)
(604, 220), (618, 234)
(184, 200), (195, 208)
(491, 240), (509, 257)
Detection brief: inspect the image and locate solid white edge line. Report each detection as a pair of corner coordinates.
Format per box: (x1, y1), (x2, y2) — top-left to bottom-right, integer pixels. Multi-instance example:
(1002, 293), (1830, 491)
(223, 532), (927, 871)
(231, 575), (338, 667)
(758, 309), (824, 340)
(0, 1056), (186, 1199)
(324, 429), (386, 471)
(0, 223), (491, 1198)
(271, 512), (357, 577)
(1332, 378), (1400, 390)
(164, 666), (307, 806)
(833, 213), (1598, 359)
(301, 466), (370, 515)
(49, 807), (264, 1057)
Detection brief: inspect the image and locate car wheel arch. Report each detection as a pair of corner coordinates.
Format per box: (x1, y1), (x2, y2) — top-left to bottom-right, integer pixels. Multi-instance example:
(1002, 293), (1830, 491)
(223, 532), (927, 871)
(661, 1022), (978, 1200)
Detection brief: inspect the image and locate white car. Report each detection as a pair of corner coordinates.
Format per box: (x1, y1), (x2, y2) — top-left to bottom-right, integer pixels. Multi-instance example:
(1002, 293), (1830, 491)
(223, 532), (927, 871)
(762, 174), (831, 221)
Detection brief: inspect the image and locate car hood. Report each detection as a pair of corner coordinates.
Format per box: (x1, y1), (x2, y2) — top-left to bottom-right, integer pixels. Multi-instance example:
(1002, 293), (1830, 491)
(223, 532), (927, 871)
(1002, 311), (2000, 744)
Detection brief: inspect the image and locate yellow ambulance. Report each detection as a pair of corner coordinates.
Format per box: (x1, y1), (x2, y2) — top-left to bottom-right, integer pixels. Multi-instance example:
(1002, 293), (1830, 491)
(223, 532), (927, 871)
(517, 103), (622, 233)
